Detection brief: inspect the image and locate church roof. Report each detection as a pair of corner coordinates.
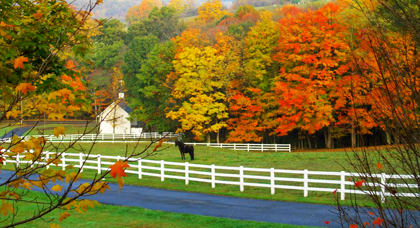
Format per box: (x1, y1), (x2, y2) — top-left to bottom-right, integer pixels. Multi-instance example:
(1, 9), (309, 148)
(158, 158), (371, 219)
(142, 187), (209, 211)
(117, 100), (132, 113)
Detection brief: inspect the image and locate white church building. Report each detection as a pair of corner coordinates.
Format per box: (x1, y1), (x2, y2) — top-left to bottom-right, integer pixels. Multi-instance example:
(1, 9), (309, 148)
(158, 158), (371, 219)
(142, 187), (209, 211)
(97, 93), (142, 135)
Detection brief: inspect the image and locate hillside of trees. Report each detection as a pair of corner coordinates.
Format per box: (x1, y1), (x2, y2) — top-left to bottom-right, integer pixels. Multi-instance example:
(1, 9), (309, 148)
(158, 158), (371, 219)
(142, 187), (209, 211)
(57, 0), (418, 151)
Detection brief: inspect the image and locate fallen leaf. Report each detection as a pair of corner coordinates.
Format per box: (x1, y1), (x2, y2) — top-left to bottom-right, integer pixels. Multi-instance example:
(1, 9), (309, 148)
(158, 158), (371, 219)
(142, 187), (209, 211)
(59, 212), (71, 222)
(0, 202), (14, 216)
(50, 223), (60, 228)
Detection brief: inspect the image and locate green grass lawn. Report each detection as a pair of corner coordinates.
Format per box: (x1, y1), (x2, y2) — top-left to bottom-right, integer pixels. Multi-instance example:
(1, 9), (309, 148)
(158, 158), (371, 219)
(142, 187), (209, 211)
(23, 122), (98, 136)
(1, 190), (318, 228)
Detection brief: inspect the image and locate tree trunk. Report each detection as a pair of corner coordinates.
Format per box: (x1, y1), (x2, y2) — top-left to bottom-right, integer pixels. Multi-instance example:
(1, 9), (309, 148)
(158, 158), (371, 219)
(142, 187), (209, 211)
(324, 126), (333, 149)
(217, 130), (220, 144)
(306, 132), (312, 149)
(314, 131), (318, 149)
(386, 130), (391, 145)
(394, 132), (400, 144)
(207, 133), (211, 143)
(351, 120), (356, 148)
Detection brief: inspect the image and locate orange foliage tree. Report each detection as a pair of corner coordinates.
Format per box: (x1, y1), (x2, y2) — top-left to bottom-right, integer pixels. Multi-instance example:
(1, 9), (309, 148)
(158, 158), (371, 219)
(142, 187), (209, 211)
(272, 3), (375, 148)
(125, 0), (163, 24)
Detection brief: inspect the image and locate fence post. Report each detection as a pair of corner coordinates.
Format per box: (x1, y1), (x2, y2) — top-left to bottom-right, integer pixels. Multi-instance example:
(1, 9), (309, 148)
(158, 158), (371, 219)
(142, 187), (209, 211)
(185, 162), (189, 185)
(138, 159), (142, 179)
(247, 144), (250, 152)
(234, 143), (236, 150)
(340, 171), (346, 201)
(261, 144), (263, 152)
(304, 169), (308, 197)
(16, 154), (20, 168)
(79, 153), (83, 172)
(271, 168), (275, 194)
(91, 134), (94, 141)
(62, 153), (66, 171)
(50, 135), (52, 141)
(289, 144), (291, 153)
(102, 134), (104, 140)
(70, 135), (73, 142)
(123, 133), (125, 140)
(240, 166), (244, 192)
(97, 155), (101, 174)
(381, 173), (386, 203)
(46, 152), (50, 169)
(211, 164), (215, 188)
(161, 160), (164, 181)
(275, 144), (277, 152)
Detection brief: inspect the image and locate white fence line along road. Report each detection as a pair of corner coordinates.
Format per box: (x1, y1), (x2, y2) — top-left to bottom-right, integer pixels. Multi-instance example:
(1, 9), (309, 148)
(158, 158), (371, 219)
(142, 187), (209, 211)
(3, 152), (418, 202)
(7, 133), (292, 152)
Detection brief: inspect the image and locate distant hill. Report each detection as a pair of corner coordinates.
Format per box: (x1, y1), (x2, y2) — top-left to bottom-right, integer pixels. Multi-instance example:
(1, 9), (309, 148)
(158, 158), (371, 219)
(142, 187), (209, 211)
(69, 0), (142, 22)
(69, 0), (236, 22)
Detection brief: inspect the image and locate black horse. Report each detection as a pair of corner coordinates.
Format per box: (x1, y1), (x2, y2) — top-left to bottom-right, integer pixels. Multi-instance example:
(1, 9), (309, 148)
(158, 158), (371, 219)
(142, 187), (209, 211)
(174, 140), (194, 160)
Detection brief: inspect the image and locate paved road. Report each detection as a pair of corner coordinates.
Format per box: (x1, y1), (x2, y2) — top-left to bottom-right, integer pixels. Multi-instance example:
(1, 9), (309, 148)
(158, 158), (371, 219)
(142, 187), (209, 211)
(4, 170), (418, 227)
(0, 171), (341, 227)
(1, 126), (32, 138)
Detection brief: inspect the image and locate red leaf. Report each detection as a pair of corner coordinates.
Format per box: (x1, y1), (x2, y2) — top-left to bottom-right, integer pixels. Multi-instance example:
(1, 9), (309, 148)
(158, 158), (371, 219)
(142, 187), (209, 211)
(349, 224), (358, 228)
(323, 221), (330, 225)
(368, 212), (375, 216)
(372, 217), (384, 226)
(109, 160), (130, 178)
(153, 139), (166, 152)
(376, 163), (383, 170)
(333, 189), (337, 195)
(354, 180), (365, 187)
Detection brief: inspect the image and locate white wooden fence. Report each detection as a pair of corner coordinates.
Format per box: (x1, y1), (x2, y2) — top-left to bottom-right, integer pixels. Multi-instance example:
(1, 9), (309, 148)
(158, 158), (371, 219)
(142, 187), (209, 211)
(184, 142), (291, 152)
(2, 152), (418, 202)
(7, 134), (292, 152)
(28, 132), (181, 141)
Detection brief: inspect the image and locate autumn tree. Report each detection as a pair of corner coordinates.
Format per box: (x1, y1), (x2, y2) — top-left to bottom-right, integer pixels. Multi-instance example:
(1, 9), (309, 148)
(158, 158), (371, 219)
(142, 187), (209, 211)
(84, 19), (127, 116)
(125, 0), (163, 24)
(334, 0), (420, 227)
(166, 29), (228, 142)
(270, 4), (375, 148)
(196, 0), (230, 25)
(0, 0), (157, 226)
(226, 11), (279, 143)
(126, 41), (177, 131)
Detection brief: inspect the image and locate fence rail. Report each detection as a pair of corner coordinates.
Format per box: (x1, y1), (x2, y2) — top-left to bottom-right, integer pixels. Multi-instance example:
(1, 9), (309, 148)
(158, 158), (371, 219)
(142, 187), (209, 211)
(2, 152), (418, 201)
(3, 133), (292, 152)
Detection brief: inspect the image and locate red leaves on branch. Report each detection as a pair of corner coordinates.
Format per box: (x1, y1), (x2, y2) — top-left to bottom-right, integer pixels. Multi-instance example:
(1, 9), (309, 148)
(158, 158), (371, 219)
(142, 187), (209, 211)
(110, 160), (130, 179)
